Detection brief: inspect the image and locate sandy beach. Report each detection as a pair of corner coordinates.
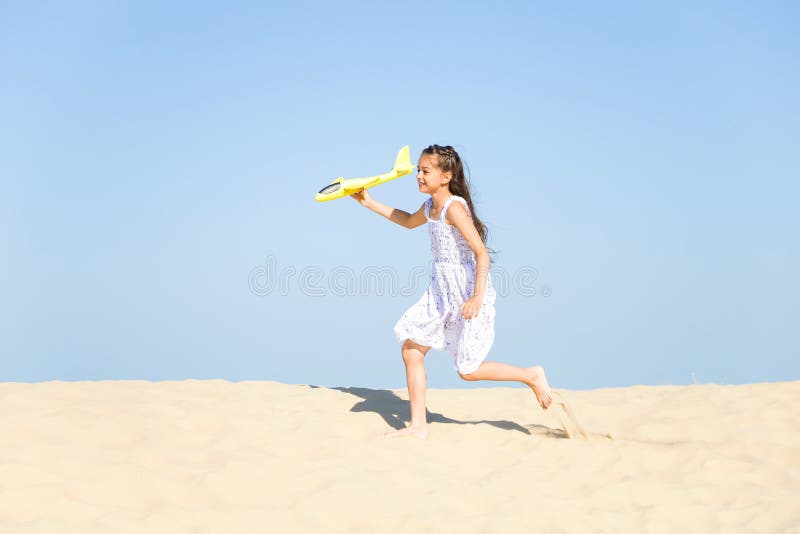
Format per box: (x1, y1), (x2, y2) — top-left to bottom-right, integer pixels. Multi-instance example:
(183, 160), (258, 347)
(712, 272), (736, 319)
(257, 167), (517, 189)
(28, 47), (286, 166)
(1, 379), (798, 533)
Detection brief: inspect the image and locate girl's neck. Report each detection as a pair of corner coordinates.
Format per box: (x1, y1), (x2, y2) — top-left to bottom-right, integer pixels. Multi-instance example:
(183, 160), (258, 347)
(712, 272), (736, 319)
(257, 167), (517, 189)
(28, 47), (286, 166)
(430, 190), (453, 211)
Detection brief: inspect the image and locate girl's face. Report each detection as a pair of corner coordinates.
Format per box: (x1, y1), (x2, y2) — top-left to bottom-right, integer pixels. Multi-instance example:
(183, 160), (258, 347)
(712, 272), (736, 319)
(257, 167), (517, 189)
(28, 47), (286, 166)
(416, 154), (451, 194)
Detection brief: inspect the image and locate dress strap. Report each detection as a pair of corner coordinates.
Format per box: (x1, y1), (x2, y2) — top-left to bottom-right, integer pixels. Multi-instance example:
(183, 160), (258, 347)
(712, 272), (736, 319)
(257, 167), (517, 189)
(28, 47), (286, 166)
(441, 195), (471, 220)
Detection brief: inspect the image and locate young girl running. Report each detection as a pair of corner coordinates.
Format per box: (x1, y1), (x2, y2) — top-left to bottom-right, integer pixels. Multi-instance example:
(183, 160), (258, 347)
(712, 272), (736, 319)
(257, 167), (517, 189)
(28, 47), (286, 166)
(351, 144), (555, 440)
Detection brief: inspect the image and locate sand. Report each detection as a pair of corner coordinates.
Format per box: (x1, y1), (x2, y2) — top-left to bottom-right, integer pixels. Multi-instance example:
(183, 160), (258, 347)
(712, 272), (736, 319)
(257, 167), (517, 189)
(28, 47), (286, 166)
(1, 379), (798, 533)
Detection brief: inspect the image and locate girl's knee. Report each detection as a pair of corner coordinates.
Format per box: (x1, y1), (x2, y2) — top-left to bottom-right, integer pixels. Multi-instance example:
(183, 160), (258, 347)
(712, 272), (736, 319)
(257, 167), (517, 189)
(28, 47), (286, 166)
(458, 371), (476, 381)
(401, 339), (428, 364)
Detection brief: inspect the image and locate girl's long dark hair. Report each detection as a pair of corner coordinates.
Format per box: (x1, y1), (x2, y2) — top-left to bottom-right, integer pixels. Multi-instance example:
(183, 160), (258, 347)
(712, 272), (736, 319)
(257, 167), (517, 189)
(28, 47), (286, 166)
(422, 144), (498, 263)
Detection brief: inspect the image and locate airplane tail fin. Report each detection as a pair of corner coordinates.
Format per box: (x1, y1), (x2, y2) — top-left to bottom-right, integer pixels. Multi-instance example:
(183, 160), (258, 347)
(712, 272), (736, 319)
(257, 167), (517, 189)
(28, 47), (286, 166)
(392, 145), (414, 174)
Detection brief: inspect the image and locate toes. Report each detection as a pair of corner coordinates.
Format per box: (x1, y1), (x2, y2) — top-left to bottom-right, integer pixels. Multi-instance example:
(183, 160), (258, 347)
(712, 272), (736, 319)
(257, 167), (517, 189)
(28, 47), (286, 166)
(534, 388), (553, 409)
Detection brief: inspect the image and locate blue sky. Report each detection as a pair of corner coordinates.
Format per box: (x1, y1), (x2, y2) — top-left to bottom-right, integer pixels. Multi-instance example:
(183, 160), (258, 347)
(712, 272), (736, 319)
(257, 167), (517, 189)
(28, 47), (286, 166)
(1, 1), (798, 390)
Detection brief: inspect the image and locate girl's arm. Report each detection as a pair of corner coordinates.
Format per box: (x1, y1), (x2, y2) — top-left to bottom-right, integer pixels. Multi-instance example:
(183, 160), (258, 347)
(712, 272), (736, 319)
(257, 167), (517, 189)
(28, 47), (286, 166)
(350, 188), (426, 229)
(446, 201), (490, 305)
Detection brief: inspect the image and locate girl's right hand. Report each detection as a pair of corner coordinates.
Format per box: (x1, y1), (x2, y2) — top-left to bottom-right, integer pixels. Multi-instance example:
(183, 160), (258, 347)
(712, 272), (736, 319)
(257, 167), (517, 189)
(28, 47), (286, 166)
(350, 187), (372, 208)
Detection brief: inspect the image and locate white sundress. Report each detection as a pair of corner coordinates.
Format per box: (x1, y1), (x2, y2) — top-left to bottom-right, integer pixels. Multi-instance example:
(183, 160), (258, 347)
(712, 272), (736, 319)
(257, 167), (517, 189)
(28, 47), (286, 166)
(393, 195), (497, 374)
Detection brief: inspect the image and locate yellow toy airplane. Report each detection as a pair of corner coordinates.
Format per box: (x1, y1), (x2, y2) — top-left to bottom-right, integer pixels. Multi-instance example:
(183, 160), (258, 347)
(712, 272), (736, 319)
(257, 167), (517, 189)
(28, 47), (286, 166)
(315, 145), (415, 202)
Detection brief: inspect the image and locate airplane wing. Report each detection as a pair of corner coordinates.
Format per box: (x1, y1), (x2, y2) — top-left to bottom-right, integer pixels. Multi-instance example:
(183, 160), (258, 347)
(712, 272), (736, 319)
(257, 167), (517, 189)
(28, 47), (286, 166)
(315, 145), (414, 202)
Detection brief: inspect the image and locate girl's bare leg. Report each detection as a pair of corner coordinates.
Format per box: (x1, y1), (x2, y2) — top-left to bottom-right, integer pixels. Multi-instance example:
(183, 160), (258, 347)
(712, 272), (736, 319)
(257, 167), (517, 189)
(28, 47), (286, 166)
(460, 362), (554, 409)
(385, 339), (430, 439)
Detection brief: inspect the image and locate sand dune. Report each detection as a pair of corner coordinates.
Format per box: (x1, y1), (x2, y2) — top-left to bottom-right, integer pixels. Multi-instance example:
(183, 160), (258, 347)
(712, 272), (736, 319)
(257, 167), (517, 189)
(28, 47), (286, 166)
(1, 379), (798, 533)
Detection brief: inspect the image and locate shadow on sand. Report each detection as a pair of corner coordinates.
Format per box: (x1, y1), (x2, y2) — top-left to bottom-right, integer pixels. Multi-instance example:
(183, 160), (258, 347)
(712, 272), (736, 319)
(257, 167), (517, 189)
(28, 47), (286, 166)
(307, 385), (570, 439)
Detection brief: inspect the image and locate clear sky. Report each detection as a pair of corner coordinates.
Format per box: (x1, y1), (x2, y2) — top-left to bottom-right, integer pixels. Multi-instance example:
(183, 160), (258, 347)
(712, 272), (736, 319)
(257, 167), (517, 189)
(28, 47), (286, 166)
(2, 1), (798, 390)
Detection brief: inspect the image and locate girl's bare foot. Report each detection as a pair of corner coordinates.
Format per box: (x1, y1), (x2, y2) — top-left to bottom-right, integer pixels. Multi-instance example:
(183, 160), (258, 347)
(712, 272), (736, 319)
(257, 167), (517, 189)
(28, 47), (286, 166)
(526, 365), (553, 410)
(383, 425), (428, 440)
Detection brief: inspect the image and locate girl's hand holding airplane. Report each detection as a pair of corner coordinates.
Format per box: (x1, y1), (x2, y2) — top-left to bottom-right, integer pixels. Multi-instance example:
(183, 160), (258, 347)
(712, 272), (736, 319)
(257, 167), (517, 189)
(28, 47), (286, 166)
(350, 188), (372, 207)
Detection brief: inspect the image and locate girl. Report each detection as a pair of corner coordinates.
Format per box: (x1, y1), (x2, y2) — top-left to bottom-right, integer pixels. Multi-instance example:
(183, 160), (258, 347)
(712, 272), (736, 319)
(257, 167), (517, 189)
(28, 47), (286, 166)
(351, 144), (554, 440)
